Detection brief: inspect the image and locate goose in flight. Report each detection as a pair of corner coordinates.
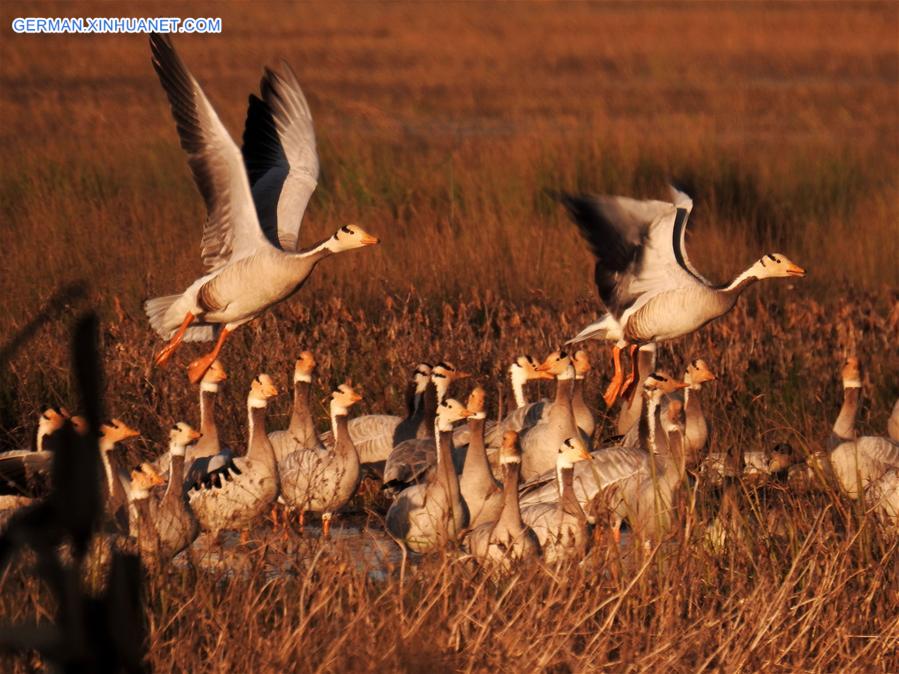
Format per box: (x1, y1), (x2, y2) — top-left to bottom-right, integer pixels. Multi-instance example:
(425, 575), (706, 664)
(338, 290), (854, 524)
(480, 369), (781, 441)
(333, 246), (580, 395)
(560, 187), (804, 406)
(144, 33), (379, 383)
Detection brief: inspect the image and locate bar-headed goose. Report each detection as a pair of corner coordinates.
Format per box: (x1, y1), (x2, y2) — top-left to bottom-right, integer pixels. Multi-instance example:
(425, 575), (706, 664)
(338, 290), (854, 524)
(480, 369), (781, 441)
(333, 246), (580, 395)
(188, 374), (280, 538)
(320, 363), (433, 470)
(0, 407), (70, 496)
(464, 431), (540, 568)
(98, 419), (142, 531)
(270, 351), (323, 466)
(280, 383), (363, 537)
(459, 386), (503, 528)
(385, 399), (473, 553)
(560, 186), (805, 406)
(666, 358), (716, 465)
(144, 34), (379, 383)
(382, 362), (470, 492)
(519, 437), (592, 564)
(129, 423), (201, 566)
(481, 355), (554, 449)
(616, 344), (657, 439)
(519, 352), (579, 480)
(831, 356), (861, 447)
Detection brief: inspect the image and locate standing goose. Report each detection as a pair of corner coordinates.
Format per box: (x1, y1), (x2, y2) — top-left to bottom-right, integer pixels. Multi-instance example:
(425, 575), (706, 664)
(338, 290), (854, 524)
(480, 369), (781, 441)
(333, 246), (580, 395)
(458, 386), (503, 528)
(560, 187), (805, 406)
(831, 356), (861, 446)
(280, 384), (363, 537)
(519, 437), (593, 564)
(269, 351), (323, 466)
(572, 350), (597, 444)
(664, 358), (716, 467)
(464, 431), (540, 568)
(129, 423), (201, 566)
(382, 362), (470, 491)
(319, 363), (433, 469)
(188, 374), (280, 538)
(98, 419), (142, 532)
(519, 352), (579, 481)
(0, 407), (70, 496)
(385, 399), (473, 553)
(144, 33), (379, 383)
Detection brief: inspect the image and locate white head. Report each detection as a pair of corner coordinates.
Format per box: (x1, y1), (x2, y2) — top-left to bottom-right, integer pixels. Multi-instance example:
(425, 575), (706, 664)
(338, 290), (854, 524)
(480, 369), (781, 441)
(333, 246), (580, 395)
(248, 374), (279, 408)
(431, 361), (470, 401)
(750, 254), (806, 280)
(330, 383), (362, 417)
(509, 354), (553, 387)
(573, 350), (591, 379)
(99, 418), (141, 452)
(685, 359), (717, 389)
(128, 463), (165, 501)
(169, 421), (202, 457)
(412, 363), (432, 394)
(537, 351), (575, 379)
(200, 359), (227, 392)
(499, 431), (522, 465)
(325, 224), (380, 253)
(294, 351), (316, 384)
(556, 436), (592, 470)
(840, 356), (861, 389)
(643, 371), (689, 403)
(466, 385), (487, 420)
(435, 398), (473, 433)
(37, 407), (69, 445)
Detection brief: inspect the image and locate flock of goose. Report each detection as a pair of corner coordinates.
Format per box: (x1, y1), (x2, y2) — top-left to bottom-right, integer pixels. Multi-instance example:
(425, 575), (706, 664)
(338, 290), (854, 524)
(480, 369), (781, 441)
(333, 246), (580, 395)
(1, 33), (897, 577)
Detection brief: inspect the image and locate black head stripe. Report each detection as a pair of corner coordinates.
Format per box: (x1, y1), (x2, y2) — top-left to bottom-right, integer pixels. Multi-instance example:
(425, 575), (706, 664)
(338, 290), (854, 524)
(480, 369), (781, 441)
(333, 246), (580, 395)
(341, 225), (351, 234)
(432, 372), (447, 379)
(559, 351), (568, 359)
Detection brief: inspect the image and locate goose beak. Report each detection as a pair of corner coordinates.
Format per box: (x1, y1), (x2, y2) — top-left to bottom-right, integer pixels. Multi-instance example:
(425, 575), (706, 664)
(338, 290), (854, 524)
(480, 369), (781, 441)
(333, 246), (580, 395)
(674, 381), (691, 390)
(122, 426), (141, 440)
(351, 392), (363, 403)
(265, 384), (279, 397)
(786, 263), (806, 277)
(452, 370), (471, 380)
(360, 234), (380, 246)
(535, 370), (555, 380)
(190, 429), (202, 442)
(460, 408), (475, 418)
(577, 448), (592, 462)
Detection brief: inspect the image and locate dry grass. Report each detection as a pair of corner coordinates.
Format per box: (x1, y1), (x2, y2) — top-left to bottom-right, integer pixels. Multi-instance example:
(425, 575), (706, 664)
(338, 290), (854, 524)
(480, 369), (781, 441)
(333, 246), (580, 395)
(1, 2), (898, 672)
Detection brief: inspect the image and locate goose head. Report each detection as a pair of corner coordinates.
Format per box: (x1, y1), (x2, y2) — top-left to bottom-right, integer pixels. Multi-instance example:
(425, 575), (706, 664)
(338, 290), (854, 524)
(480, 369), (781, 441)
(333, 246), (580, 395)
(767, 442), (795, 474)
(435, 398), (473, 433)
(509, 355), (553, 386)
(466, 385), (487, 419)
(536, 351), (575, 379)
(431, 361), (471, 400)
(573, 350), (591, 379)
(662, 399), (684, 435)
(294, 351), (317, 384)
(38, 406), (69, 441)
(643, 371), (689, 402)
(330, 383), (362, 417)
(412, 363), (432, 394)
(69, 415), (89, 435)
(325, 224), (380, 253)
(169, 421), (202, 457)
(248, 374), (279, 408)
(129, 463), (166, 500)
(201, 360), (227, 390)
(752, 254), (806, 280)
(557, 436), (592, 469)
(499, 431), (522, 465)
(685, 359), (717, 389)
(99, 418), (141, 451)
(840, 356), (861, 389)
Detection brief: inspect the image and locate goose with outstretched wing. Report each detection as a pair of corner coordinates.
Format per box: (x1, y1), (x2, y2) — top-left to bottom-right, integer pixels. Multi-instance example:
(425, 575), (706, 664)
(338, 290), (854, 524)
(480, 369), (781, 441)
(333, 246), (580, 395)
(561, 187), (804, 406)
(144, 33), (378, 383)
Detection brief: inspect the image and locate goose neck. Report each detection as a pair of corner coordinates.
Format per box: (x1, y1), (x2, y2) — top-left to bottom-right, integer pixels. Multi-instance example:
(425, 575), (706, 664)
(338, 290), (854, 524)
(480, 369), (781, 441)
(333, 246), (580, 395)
(498, 460), (524, 530)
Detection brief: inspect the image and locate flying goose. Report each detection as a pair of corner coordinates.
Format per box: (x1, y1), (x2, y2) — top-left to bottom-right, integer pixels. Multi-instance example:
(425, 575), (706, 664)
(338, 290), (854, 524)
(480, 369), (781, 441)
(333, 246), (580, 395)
(280, 383), (363, 537)
(269, 351), (323, 466)
(560, 187), (805, 406)
(144, 34), (379, 383)
(519, 437), (593, 564)
(519, 352), (579, 480)
(319, 363), (433, 470)
(128, 423), (201, 567)
(188, 374), (280, 539)
(464, 431), (540, 569)
(382, 363), (470, 492)
(385, 399), (473, 553)
(0, 407), (70, 496)
(458, 386), (503, 528)
(831, 356), (861, 446)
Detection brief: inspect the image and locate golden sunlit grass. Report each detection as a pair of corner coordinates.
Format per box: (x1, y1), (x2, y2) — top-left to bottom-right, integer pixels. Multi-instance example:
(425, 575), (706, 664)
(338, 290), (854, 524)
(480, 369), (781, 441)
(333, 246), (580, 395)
(1, 1), (898, 671)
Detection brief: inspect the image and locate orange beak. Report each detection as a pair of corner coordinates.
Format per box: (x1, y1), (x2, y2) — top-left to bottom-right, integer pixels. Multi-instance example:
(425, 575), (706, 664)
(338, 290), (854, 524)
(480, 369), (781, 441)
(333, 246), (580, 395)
(452, 370), (471, 380)
(351, 392), (363, 403)
(578, 449), (592, 462)
(361, 234), (380, 246)
(189, 429), (202, 441)
(265, 384), (279, 397)
(786, 263), (806, 277)
(460, 408), (475, 418)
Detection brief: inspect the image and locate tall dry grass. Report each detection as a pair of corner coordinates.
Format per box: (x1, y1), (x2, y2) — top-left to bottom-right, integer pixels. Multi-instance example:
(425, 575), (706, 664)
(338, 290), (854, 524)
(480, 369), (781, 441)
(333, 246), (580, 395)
(1, 2), (898, 671)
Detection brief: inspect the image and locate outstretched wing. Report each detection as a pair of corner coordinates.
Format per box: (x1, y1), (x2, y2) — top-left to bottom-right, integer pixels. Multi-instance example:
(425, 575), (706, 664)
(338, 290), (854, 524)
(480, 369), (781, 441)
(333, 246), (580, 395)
(242, 62), (319, 252)
(149, 33), (271, 272)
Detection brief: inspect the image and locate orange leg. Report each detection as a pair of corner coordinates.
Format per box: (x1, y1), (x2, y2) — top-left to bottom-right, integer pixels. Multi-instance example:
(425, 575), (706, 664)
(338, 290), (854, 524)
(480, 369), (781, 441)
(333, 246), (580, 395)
(322, 515), (332, 539)
(618, 344), (640, 400)
(298, 510), (305, 532)
(187, 327), (231, 384)
(602, 345), (625, 408)
(269, 505), (280, 528)
(154, 313), (195, 367)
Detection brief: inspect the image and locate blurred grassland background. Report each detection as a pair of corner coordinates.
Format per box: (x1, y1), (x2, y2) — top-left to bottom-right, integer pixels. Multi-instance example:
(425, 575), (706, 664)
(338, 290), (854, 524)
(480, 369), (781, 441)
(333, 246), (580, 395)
(0, 1), (897, 450)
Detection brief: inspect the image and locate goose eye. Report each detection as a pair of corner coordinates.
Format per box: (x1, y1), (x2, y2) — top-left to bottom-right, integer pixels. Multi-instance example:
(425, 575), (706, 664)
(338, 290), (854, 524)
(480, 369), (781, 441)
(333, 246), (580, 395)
(774, 256), (782, 263)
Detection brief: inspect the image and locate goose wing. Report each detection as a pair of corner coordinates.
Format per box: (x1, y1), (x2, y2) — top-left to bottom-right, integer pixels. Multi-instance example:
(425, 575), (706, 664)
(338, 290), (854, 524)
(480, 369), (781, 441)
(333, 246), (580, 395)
(561, 191), (707, 317)
(150, 33), (272, 272)
(242, 63), (319, 251)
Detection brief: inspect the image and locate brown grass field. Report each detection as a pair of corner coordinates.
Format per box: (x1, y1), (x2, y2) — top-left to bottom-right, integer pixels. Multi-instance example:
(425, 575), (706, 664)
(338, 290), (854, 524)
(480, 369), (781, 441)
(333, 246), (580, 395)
(1, 1), (898, 672)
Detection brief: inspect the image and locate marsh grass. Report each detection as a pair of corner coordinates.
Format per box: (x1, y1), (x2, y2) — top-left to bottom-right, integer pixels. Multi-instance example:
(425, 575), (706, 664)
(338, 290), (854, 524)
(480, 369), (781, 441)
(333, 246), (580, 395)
(1, 2), (898, 671)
